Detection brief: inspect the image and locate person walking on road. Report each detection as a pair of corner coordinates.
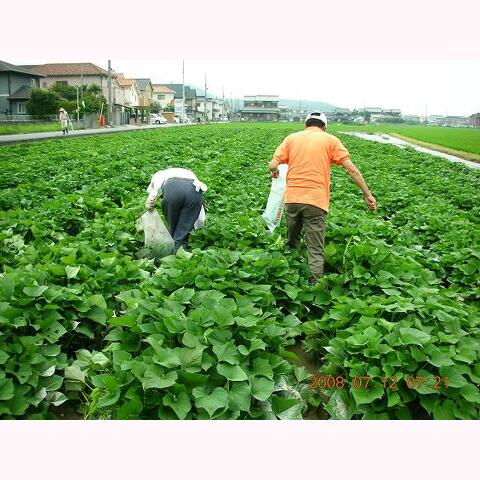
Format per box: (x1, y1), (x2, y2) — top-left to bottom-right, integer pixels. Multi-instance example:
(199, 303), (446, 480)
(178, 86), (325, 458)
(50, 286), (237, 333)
(145, 168), (207, 253)
(268, 112), (377, 284)
(59, 108), (69, 135)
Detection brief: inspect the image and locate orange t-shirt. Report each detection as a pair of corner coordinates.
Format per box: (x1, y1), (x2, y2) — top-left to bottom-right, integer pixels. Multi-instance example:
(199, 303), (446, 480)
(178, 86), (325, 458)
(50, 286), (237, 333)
(272, 127), (349, 212)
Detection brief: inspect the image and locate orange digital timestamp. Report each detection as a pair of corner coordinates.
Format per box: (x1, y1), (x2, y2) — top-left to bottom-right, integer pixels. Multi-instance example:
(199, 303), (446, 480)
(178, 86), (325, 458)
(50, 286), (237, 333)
(308, 375), (371, 390)
(309, 374), (449, 391)
(381, 376), (449, 390)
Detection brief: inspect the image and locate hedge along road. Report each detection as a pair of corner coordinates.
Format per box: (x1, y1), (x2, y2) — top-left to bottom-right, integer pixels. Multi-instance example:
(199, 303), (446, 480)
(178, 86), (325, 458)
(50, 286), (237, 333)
(0, 122), (198, 146)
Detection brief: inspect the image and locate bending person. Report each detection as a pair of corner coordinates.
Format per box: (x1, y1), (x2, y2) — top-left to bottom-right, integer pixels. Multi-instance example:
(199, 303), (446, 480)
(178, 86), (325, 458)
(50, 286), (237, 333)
(145, 167), (207, 253)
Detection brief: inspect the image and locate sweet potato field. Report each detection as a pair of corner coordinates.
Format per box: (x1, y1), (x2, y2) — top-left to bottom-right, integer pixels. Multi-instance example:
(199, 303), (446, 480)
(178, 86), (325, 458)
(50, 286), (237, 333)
(0, 124), (479, 419)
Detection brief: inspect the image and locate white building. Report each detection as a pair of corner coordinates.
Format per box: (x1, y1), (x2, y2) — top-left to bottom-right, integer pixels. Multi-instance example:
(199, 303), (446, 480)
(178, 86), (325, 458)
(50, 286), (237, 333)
(115, 74), (140, 110)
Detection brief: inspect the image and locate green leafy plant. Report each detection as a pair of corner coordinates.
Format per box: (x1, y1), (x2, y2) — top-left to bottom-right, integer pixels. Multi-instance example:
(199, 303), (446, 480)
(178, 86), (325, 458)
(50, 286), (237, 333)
(0, 124), (479, 419)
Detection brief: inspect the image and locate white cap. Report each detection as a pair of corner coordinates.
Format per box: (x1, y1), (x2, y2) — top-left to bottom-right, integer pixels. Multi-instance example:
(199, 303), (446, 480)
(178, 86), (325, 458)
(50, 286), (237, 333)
(305, 112), (328, 127)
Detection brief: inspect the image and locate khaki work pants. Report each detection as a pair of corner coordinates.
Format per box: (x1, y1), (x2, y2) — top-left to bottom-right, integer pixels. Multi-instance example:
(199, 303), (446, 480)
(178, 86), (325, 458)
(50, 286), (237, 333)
(285, 203), (327, 280)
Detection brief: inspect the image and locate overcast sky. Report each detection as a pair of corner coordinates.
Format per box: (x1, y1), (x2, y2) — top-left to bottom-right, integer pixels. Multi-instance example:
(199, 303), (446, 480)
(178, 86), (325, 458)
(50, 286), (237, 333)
(3, 0), (480, 117)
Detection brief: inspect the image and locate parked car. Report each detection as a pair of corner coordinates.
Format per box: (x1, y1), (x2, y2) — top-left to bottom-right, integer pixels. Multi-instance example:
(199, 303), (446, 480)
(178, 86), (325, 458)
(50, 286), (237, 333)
(150, 114), (167, 125)
(174, 115), (193, 124)
(221, 116), (229, 122)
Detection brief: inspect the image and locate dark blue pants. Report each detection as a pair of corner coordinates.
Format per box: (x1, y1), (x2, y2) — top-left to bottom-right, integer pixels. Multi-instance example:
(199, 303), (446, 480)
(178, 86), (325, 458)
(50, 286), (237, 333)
(162, 178), (202, 252)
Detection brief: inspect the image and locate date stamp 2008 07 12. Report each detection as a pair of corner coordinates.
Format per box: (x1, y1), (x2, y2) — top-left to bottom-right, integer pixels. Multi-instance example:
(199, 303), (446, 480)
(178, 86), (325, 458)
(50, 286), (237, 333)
(309, 374), (449, 391)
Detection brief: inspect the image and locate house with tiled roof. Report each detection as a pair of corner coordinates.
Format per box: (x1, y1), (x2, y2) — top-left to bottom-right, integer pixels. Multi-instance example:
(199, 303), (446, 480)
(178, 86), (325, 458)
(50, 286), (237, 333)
(0, 60), (44, 114)
(23, 62), (109, 99)
(152, 85), (175, 111)
(115, 73), (140, 109)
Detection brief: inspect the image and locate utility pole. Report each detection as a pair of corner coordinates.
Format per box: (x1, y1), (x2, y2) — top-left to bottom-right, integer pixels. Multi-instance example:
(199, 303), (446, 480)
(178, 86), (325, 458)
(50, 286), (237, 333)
(80, 71), (84, 127)
(76, 86), (79, 124)
(107, 60), (112, 126)
(182, 60), (186, 122)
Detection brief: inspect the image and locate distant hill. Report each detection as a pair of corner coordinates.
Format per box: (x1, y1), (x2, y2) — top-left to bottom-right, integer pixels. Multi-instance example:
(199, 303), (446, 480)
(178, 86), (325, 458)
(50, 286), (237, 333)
(278, 98), (338, 112)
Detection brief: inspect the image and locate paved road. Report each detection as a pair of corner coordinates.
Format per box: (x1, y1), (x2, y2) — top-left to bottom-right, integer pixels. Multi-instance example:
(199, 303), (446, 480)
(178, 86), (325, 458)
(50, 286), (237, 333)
(0, 123), (191, 146)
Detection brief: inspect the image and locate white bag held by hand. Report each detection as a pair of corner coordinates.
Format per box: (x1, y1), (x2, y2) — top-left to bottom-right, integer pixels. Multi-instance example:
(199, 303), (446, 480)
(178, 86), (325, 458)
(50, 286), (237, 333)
(262, 164), (288, 233)
(137, 210), (174, 258)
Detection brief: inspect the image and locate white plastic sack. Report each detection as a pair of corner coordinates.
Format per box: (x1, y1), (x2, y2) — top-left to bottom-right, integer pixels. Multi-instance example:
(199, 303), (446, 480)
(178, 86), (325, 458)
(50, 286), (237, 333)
(137, 210), (174, 258)
(194, 205), (206, 230)
(261, 164), (288, 233)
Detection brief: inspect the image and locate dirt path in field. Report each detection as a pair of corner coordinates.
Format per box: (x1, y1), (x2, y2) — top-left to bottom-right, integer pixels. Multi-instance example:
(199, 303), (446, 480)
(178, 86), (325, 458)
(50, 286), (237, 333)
(342, 132), (480, 169)
(286, 341), (329, 419)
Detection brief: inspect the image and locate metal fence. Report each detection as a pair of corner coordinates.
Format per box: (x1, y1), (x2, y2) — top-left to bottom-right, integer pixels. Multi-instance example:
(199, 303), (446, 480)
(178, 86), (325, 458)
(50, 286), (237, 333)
(0, 111), (130, 127)
(0, 114), (59, 123)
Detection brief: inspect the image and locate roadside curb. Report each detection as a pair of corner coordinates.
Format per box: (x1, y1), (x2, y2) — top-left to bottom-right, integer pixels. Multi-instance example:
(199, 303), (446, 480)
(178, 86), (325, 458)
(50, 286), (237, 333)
(0, 123), (196, 146)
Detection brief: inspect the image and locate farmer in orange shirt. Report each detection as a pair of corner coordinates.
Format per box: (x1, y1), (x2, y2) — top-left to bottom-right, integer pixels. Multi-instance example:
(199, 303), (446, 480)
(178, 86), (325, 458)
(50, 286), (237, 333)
(269, 112), (376, 284)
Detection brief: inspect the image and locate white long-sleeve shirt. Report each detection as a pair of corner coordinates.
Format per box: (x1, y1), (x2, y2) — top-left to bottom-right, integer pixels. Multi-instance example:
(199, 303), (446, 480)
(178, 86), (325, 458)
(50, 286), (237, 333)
(145, 168), (207, 228)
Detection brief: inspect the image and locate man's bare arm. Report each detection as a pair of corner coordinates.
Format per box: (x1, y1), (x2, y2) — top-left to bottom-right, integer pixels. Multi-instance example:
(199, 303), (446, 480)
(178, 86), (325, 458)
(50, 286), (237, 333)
(340, 157), (377, 210)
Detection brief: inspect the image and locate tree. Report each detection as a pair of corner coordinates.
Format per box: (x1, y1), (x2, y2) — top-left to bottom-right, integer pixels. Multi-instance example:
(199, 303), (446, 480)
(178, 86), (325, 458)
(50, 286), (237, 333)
(151, 102), (161, 114)
(26, 89), (60, 117)
(51, 82), (106, 113)
(82, 84), (106, 113)
(58, 100), (78, 115)
(86, 84), (102, 95)
(50, 82), (77, 101)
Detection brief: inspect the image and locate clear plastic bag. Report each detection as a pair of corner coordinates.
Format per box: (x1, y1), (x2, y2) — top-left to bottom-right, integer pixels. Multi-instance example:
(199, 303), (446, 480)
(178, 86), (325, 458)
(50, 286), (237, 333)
(261, 164), (288, 233)
(137, 210), (174, 258)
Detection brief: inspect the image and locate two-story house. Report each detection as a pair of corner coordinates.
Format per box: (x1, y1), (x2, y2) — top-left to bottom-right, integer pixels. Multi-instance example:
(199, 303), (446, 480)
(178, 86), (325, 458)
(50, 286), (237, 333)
(24, 62), (110, 99)
(162, 84), (198, 119)
(115, 74), (141, 118)
(0, 60), (44, 114)
(135, 79), (153, 108)
(195, 95), (214, 121)
(240, 95), (280, 122)
(152, 85), (175, 110)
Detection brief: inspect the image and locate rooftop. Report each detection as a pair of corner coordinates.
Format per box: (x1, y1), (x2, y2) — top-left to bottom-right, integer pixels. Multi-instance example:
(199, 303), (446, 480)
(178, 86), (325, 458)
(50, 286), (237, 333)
(134, 78), (152, 90)
(0, 60), (44, 77)
(9, 85), (33, 100)
(25, 62), (108, 76)
(115, 74), (136, 87)
(152, 85), (176, 94)
(164, 84), (198, 99)
(244, 95), (279, 102)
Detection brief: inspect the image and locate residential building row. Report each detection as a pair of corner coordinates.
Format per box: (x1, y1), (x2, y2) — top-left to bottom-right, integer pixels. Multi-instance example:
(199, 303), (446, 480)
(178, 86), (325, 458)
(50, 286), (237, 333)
(326, 107), (478, 127)
(2, 59), (479, 126)
(0, 60), (230, 122)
